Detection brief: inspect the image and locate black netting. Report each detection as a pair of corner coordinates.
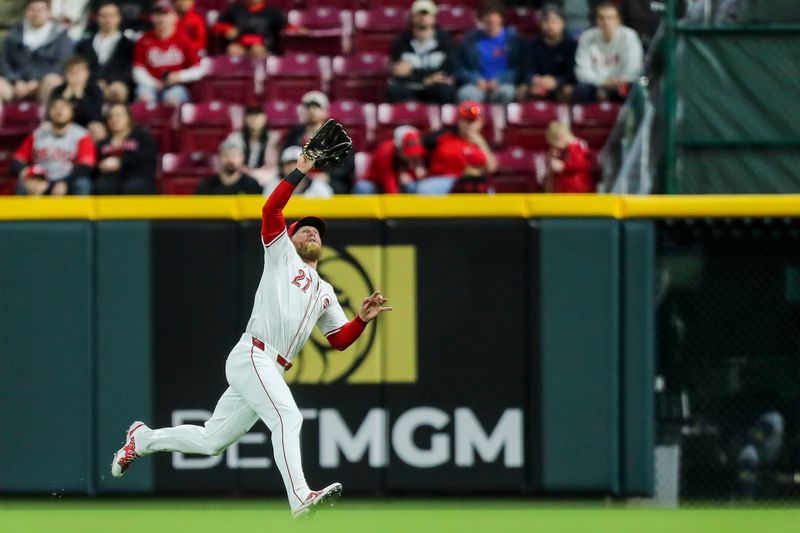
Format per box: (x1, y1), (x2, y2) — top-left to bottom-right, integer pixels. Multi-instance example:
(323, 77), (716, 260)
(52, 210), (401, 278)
(657, 218), (800, 501)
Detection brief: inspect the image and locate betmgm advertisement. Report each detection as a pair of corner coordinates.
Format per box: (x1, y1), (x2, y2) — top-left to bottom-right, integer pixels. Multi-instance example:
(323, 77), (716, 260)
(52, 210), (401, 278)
(153, 222), (530, 494)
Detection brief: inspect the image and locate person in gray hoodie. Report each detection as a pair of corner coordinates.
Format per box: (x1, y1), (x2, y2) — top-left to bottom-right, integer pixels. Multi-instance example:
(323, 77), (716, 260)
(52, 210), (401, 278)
(0, 0), (73, 103)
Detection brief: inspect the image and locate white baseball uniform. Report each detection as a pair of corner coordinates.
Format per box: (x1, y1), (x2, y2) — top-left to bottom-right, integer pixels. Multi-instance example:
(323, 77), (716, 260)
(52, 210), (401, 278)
(133, 183), (356, 513)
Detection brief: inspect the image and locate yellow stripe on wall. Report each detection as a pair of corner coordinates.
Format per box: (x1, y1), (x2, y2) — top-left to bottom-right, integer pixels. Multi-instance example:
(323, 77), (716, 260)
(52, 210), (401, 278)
(2, 194), (800, 220)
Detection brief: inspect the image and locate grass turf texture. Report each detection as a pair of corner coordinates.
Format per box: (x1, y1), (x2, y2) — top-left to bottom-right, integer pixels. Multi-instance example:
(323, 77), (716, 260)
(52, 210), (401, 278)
(2, 500), (799, 533)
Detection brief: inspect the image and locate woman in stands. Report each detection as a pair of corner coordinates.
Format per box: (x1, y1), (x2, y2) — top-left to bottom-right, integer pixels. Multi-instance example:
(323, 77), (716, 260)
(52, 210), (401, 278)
(221, 104), (281, 186)
(94, 103), (158, 194)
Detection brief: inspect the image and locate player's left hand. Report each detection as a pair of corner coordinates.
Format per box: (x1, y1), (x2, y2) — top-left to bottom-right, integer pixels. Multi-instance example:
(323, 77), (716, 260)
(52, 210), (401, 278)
(358, 291), (392, 322)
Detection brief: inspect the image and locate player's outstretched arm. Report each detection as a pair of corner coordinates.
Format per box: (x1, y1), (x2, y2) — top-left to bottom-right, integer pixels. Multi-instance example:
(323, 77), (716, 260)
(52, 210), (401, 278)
(261, 154), (315, 245)
(327, 291), (392, 351)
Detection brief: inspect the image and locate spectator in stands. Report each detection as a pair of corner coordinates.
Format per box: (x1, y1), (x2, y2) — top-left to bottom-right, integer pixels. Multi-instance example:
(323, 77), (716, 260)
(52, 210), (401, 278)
(574, 2), (643, 103)
(94, 102), (158, 194)
(76, 1), (135, 105)
(222, 104), (281, 186)
(519, 4), (577, 102)
(386, 0), (457, 105)
(194, 137), (263, 195)
(0, 0), (73, 104)
(355, 125), (426, 194)
(12, 96), (96, 196)
(133, 0), (207, 106)
(87, 0), (154, 34)
(420, 100), (496, 194)
(282, 91), (355, 194)
(263, 145), (334, 198)
(51, 0), (90, 41)
(176, 0), (207, 55)
(51, 55), (105, 140)
(456, 0), (523, 105)
(213, 0), (285, 59)
(544, 121), (594, 192)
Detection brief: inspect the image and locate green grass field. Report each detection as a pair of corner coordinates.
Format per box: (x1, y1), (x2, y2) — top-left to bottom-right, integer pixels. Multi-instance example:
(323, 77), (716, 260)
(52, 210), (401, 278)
(2, 500), (800, 533)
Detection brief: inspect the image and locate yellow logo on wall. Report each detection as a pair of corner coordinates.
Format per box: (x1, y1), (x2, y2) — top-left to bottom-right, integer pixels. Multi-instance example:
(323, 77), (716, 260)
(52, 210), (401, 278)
(286, 245), (417, 385)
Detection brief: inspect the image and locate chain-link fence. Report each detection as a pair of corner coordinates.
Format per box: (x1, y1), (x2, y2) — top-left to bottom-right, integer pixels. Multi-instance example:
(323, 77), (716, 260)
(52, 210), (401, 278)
(656, 218), (800, 502)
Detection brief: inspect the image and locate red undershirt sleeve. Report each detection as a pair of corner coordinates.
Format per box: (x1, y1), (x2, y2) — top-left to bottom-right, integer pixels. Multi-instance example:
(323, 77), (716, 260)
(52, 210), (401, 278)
(326, 316), (368, 351)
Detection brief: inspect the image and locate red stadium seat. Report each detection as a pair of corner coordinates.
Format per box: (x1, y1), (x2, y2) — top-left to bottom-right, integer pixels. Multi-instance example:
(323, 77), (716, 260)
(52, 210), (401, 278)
(505, 7), (540, 38)
(263, 100), (302, 128)
(436, 5), (477, 40)
(131, 101), (177, 152)
(193, 55), (260, 104)
(264, 54), (329, 101)
(303, 0), (361, 8)
(283, 9), (352, 56)
(376, 101), (440, 142)
(0, 101), (40, 151)
(353, 7), (408, 54)
(440, 103), (505, 147)
(571, 102), (621, 150)
(489, 147), (546, 193)
(178, 101), (243, 153)
(0, 149), (14, 194)
(505, 101), (562, 150)
(160, 152), (217, 194)
(329, 100), (376, 149)
(330, 53), (389, 102)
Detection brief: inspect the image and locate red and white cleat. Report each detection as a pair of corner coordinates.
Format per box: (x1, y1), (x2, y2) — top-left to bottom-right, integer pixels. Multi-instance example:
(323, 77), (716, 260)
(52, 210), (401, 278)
(110, 421), (148, 478)
(292, 482), (343, 519)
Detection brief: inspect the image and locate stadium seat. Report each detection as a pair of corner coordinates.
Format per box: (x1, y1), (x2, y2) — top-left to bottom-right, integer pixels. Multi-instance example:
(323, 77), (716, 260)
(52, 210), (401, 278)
(160, 151), (217, 195)
(489, 147), (546, 193)
(0, 149), (15, 194)
(303, 0), (361, 8)
(505, 101), (562, 151)
(193, 55), (260, 104)
(440, 102), (505, 147)
(505, 7), (540, 38)
(436, 5), (477, 40)
(353, 7), (409, 54)
(571, 102), (622, 150)
(330, 53), (390, 102)
(130, 101), (177, 153)
(178, 101), (243, 153)
(283, 9), (352, 56)
(0, 101), (40, 151)
(263, 100), (302, 129)
(329, 100), (376, 149)
(376, 101), (440, 142)
(263, 53), (329, 101)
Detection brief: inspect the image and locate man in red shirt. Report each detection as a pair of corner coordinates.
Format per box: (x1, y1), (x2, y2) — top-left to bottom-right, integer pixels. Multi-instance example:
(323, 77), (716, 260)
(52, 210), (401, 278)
(544, 121), (595, 193)
(420, 100), (496, 194)
(133, 0), (207, 106)
(355, 125), (426, 194)
(176, 0), (207, 56)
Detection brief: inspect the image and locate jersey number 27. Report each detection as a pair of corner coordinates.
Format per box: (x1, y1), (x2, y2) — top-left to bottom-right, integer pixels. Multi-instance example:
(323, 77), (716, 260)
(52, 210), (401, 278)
(291, 269), (312, 293)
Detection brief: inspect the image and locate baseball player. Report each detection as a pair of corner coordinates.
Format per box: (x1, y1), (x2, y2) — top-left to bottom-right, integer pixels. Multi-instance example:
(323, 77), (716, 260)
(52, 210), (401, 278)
(111, 122), (389, 518)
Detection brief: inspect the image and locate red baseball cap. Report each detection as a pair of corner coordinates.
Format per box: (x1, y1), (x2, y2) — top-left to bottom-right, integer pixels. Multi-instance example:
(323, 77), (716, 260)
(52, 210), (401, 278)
(463, 144), (488, 167)
(457, 101), (482, 121)
(400, 130), (424, 158)
(151, 0), (176, 13)
(288, 216), (327, 238)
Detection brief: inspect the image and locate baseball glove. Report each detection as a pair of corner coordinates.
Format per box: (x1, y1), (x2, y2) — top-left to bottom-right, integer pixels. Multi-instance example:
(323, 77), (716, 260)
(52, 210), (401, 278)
(302, 119), (353, 167)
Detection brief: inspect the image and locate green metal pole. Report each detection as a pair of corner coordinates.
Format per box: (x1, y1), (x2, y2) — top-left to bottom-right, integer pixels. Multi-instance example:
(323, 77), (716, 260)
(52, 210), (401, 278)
(663, 0), (678, 194)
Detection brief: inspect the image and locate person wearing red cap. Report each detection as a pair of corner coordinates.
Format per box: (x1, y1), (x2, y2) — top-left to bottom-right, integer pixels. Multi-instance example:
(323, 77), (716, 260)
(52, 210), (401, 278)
(132, 0), (207, 106)
(355, 125), (426, 194)
(111, 150), (392, 519)
(419, 100), (496, 194)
